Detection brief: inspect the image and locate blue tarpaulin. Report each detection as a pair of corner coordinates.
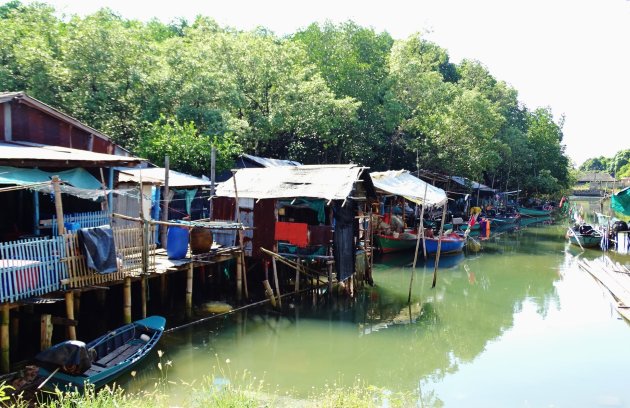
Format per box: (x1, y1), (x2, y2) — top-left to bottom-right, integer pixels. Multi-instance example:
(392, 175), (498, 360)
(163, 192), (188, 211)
(0, 166), (102, 189)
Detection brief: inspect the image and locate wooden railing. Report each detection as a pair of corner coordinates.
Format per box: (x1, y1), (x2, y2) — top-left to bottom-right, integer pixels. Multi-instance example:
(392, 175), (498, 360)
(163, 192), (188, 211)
(0, 236), (66, 303)
(0, 225), (156, 302)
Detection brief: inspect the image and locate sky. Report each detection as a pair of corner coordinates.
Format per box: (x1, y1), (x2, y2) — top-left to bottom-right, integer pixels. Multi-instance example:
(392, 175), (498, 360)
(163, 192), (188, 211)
(23, 0), (630, 167)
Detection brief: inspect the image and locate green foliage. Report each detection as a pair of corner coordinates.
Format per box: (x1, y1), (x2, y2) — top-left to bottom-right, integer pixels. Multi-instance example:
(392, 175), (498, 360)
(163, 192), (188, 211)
(0, 4), (572, 195)
(136, 116), (241, 176)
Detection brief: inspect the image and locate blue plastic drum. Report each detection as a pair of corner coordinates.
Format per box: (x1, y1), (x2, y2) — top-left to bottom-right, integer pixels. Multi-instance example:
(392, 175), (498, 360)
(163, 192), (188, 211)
(166, 226), (189, 260)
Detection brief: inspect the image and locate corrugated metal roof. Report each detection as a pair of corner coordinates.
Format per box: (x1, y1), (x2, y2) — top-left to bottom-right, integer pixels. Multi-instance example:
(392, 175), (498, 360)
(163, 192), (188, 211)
(0, 141), (144, 166)
(117, 167), (212, 187)
(216, 165), (370, 201)
(240, 154), (301, 167)
(370, 170), (447, 206)
(450, 176), (495, 192)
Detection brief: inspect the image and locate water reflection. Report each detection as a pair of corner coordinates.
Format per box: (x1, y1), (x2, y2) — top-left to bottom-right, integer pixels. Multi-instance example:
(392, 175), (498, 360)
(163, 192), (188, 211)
(121, 213), (630, 406)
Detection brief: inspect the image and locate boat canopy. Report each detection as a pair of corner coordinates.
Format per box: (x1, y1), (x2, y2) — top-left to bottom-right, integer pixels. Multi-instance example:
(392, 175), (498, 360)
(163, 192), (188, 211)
(370, 170), (448, 207)
(612, 186), (630, 216)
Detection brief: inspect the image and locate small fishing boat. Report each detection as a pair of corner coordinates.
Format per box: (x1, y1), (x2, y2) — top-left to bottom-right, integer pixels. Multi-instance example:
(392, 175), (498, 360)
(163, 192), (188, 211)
(424, 233), (465, 255)
(374, 231), (418, 254)
(36, 315), (165, 390)
(566, 224), (603, 248)
(518, 206), (552, 217)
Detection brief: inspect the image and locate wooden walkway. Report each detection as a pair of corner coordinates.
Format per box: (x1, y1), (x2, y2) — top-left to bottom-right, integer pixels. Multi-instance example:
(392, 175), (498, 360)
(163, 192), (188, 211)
(578, 258), (630, 321)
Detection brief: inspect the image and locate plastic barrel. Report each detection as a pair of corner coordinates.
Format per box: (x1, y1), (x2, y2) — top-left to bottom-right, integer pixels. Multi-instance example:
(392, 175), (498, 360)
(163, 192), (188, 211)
(167, 226), (189, 260)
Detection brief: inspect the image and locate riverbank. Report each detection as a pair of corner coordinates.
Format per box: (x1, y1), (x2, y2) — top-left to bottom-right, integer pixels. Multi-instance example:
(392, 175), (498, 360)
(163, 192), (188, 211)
(6, 376), (415, 408)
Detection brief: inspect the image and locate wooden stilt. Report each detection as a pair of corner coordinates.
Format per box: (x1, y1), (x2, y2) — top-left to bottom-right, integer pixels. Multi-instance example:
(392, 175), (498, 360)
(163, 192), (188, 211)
(327, 261), (333, 297)
(65, 291), (76, 340)
(272, 257), (282, 307)
(40, 314), (53, 351)
(73, 290), (81, 317)
(262, 280), (277, 308)
(295, 258), (301, 292)
(96, 289), (107, 310)
(141, 275), (147, 319)
(10, 312), (18, 348)
(186, 263), (193, 318)
(160, 274), (168, 303)
(123, 277), (132, 324)
(1, 304), (9, 373)
(236, 254), (243, 302)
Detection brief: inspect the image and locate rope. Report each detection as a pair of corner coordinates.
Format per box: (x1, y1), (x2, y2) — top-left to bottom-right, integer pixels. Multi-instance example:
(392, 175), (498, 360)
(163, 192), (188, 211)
(164, 285), (324, 334)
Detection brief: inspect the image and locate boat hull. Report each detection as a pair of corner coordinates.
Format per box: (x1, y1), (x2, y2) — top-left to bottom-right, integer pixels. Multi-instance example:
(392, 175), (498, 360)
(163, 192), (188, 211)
(568, 234), (602, 248)
(424, 236), (465, 254)
(38, 316), (166, 390)
(518, 207), (552, 217)
(375, 233), (417, 254)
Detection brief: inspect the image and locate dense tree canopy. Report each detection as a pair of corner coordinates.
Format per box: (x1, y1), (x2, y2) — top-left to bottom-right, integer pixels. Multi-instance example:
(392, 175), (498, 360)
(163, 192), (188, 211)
(0, 2), (574, 196)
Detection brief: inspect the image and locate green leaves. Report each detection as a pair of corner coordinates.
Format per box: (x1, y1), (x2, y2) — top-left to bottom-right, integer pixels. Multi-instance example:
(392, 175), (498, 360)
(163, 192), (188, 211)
(0, 5), (571, 195)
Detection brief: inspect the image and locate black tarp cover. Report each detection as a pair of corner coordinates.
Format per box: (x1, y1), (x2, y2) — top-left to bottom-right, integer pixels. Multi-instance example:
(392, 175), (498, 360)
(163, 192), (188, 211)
(77, 225), (118, 274)
(35, 340), (93, 374)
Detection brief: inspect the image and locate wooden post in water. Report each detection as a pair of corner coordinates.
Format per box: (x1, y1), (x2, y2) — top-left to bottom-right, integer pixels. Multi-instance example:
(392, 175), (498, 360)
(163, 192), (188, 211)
(123, 277), (132, 324)
(1, 304), (9, 373)
(52, 176), (65, 235)
(272, 257), (282, 307)
(65, 291), (76, 340)
(186, 263), (193, 318)
(141, 275), (147, 319)
(232, 171), (248, 299)
(40, 314), (53, 351)
(160, 274), (168, 305)
(236, 253), (243, 302)
(295, 258), (301, 292)
(73, 290), (81, 317)
(432, 202), (448, 288)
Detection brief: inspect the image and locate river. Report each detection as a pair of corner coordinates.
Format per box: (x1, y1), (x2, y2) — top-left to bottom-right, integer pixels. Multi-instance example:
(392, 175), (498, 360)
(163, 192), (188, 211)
(122, 200), (630, 407)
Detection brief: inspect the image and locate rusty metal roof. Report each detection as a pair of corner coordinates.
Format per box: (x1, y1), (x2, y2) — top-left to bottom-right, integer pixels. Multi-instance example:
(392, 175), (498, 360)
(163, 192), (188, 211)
(0, 141), (144, 167)
(117, 167), (212, 187)
(216, 164), (374, 201)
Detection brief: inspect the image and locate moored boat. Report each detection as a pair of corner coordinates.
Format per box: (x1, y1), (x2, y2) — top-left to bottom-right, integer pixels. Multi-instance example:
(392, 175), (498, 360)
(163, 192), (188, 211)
(566, 224), (602, 248)
(374, 231), (418, 254)
(518, 206), (552, 217)
(37, 315), (165, 390)
(424, 233), (465, 255)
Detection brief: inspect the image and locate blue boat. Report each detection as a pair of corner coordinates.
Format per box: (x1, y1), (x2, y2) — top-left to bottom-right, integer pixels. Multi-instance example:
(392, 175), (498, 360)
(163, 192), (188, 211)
(424, 234), (465, 255)
(37, 315), (165, 390)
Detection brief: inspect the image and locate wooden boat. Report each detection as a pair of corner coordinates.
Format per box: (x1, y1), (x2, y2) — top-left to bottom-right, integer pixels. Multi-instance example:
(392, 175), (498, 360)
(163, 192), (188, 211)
(566, 224), (602, 248)
(424, 233), (465, 255)
(374, 231), (418, 254)
(518, 206), (552, 217)
(37, 315), (165, 390)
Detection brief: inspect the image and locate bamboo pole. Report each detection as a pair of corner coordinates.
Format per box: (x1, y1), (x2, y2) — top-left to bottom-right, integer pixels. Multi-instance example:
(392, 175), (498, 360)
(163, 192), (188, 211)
(408, 185), (429, 303)
(160, 156), (170, 249)
(295, 258), (301, 292)
(1, 304), (9, 373)
(236, 254), (243, 302)
(123, 277), (132, 324)
(232, 171), (248, 299)
(52, 176), (65, 235)
(65, 291), (76, 340)
(272, 257), (282, 307)
(262, 280), (277, 308)
(432, 202), (448, 288)
(186, 263), (193, 318)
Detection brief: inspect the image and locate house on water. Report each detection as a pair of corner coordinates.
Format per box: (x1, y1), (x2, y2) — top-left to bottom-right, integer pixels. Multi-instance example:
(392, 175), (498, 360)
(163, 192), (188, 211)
(213, 164), (376, 299)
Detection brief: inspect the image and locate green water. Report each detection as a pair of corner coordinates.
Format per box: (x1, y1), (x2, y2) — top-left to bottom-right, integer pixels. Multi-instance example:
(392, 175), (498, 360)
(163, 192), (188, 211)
(125, 210), (630, 407)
